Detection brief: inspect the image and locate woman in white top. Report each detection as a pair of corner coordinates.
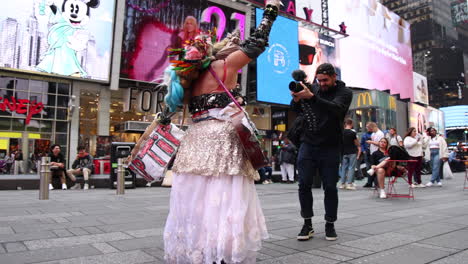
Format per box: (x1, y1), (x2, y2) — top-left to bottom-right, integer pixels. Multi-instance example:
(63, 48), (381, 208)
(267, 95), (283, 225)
(425, 127), (449, 186)
(403, 127), (425, 188)
(386, 128), (403, 147)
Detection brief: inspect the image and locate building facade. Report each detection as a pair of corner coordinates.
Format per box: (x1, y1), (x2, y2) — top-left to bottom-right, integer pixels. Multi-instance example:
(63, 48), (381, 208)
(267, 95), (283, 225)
(381, 0), (468, 108)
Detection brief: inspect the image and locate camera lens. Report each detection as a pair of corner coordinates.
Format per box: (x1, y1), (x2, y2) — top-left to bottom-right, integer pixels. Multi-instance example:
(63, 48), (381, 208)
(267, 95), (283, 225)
(289, 81), (297, 91)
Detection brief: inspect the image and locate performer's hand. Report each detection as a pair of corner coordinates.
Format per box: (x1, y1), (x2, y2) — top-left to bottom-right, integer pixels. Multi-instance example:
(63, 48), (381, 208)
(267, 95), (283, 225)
(292, 83), (314, 101)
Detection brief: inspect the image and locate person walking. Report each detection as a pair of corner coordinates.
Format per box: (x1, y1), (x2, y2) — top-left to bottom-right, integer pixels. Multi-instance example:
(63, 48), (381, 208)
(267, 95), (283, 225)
(339, 119), (361, 190)
(279, 138), (296, 183)
(363, 122), (384, 188)
(403, 127), (425, 188)
(290, 63), (353, 242)
(425, 127), (449, 187)
(261, 150), (273, 184)
(358, 123), (373, 180)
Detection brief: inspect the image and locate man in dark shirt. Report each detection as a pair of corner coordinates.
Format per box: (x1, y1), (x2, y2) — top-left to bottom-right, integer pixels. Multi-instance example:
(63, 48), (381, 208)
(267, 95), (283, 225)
(66, 146), (94, 190)
(48, 144), (67, 190)
(339, 119), (361, 190)
(290, 63), (353, 242)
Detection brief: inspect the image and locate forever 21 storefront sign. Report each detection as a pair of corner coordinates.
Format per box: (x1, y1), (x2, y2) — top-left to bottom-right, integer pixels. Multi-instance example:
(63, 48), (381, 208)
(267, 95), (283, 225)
(0, 96), (44, 125)
(123, 87), (165, 114)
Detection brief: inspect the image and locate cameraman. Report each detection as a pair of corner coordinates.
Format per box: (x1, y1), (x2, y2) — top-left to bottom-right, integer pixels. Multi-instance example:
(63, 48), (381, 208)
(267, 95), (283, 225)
(291, 63), (352, 242)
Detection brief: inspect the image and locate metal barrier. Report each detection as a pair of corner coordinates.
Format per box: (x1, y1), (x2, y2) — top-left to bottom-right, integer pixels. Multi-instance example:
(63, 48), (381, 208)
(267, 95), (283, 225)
(39, 157), (50, 200)
(116, 158), (125, 195)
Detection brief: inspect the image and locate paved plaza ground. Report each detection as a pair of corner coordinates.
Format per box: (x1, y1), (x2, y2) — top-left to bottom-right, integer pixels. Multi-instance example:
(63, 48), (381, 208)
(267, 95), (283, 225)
(0, 172), (467, 264)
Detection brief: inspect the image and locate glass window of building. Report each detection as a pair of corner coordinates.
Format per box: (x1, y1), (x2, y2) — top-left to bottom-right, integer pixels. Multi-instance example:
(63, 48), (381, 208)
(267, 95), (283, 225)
(0, 74), (71, 174)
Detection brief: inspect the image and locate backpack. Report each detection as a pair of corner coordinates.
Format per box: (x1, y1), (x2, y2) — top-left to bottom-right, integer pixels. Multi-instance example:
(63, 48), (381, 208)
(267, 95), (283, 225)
(388, 145), (410, 160)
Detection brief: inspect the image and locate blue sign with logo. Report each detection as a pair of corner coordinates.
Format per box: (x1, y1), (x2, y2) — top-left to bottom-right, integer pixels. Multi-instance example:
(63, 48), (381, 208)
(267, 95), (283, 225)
(256, 8), (299, 105)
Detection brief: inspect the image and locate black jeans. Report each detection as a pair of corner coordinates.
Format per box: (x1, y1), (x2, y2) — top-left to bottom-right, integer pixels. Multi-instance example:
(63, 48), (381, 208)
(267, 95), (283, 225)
(297, 143), (340, 222)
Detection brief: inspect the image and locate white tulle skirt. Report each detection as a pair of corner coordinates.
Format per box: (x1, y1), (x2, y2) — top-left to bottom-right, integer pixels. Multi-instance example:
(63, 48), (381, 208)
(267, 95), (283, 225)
(164, 173), (268, 264)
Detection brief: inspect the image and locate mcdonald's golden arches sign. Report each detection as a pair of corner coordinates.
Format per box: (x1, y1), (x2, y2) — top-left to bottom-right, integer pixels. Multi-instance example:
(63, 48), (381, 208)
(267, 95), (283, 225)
(357, 92), (373, 107)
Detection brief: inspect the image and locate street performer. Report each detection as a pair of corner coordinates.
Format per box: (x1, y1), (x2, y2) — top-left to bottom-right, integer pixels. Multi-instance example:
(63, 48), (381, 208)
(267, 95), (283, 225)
(162, 1), (281, 263)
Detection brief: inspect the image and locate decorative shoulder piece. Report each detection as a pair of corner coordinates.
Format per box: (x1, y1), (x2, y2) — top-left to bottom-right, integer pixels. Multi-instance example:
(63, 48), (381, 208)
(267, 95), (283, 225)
(240, 0), (281, 59)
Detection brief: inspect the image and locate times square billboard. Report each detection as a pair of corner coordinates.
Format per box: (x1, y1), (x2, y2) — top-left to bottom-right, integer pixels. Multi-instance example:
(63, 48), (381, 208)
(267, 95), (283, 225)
(0, 0), (116, 82)
(296, 0), (414, 101)
(120, 0), (249, 83)
(256, 16), (338, 105)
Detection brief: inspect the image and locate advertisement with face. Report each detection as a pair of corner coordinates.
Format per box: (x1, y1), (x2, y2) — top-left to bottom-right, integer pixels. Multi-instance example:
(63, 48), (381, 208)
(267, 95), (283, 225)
(0, 0), (115, 82)
(328, 0), (414, 101)
(256, 8), (299, 105)
(120, 0), (247, 83)
(413, 72), (429, 105)
(298, 27), (339, 83)
(408, 103), (428, 135)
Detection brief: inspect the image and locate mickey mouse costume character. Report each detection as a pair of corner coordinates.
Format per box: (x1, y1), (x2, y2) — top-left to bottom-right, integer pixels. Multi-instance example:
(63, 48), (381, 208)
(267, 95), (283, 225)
(161, 1), (281, 263)
(37, 0), (100, 77)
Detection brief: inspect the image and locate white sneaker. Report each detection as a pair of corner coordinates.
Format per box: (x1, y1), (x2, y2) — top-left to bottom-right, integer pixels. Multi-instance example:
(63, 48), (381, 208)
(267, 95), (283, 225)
(262, 180), (269, 185)
(48, 184), (54, 190)
(437, 182), (442, 187)
(367, 168), (375, 176)
(70, 183), (81, 190)
(417, 183), (426, 188)
(345, 184), (356, 190)
(425, 182), (433, 187)
(379, 189), (387, 199)
(339, 183), (346, 189)
(84, 183), (89, 190)
(268, 179), (273, 184)
(410, 184), (416, 188)
(62, 183), (67, 190)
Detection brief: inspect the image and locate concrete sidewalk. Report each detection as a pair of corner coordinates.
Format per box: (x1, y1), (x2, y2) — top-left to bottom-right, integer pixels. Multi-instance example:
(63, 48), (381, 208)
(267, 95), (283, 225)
(0, 172), (467, 263)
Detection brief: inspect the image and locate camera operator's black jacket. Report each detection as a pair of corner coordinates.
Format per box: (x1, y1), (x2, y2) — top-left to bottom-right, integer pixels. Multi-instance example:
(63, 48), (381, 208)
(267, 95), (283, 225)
(290, 80), (352, 147)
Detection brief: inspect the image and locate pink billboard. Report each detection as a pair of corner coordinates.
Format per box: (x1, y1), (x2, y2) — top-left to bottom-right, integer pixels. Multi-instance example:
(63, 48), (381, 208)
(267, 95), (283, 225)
(120, 0), (247, 82)
(328, 0), (414, 101)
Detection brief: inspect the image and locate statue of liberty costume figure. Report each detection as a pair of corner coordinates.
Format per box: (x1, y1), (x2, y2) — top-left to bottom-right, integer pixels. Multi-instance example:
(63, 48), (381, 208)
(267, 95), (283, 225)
(36, 0), (97, 77)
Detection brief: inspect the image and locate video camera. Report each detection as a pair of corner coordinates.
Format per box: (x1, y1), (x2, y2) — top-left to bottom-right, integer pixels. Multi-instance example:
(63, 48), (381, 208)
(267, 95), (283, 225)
(289, 69), (308, 93)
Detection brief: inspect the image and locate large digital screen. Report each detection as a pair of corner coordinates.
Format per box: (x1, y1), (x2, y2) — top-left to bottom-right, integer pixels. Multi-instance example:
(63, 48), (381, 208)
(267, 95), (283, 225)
(408, 103), (445, 134)
(440, 105), (468, 129)
(256, 8), (299, 105)
(328, 0), (414, 101)
(298, 27), (339, 83)
(451, 0), (468, 26)
(413, 72), (429, 105)
(0, 0), (116, 82)
(408, 103), (429, 134)
(120, 0), (247, 82)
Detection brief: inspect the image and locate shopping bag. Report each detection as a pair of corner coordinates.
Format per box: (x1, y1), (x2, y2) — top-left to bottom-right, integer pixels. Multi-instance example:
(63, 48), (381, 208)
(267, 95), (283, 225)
(128, 119), (185, 182)
(443, 161), (454, 180)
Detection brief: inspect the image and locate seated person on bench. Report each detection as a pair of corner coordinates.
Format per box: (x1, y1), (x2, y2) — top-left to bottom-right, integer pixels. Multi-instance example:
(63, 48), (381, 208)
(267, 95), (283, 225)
(48, 144), (69, 190)
(367, 138), (407, 199)
(67, 146), (94, 190)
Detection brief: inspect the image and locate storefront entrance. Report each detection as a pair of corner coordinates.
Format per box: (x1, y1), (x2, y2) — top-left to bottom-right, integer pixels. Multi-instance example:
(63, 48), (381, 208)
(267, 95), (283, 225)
(0, 74), (71, 174)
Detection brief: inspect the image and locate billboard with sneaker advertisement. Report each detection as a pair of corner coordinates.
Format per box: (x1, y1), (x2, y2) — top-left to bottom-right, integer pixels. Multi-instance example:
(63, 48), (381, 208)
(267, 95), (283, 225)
(328, 0), (414, 101)
(0, 0), (116, 82)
